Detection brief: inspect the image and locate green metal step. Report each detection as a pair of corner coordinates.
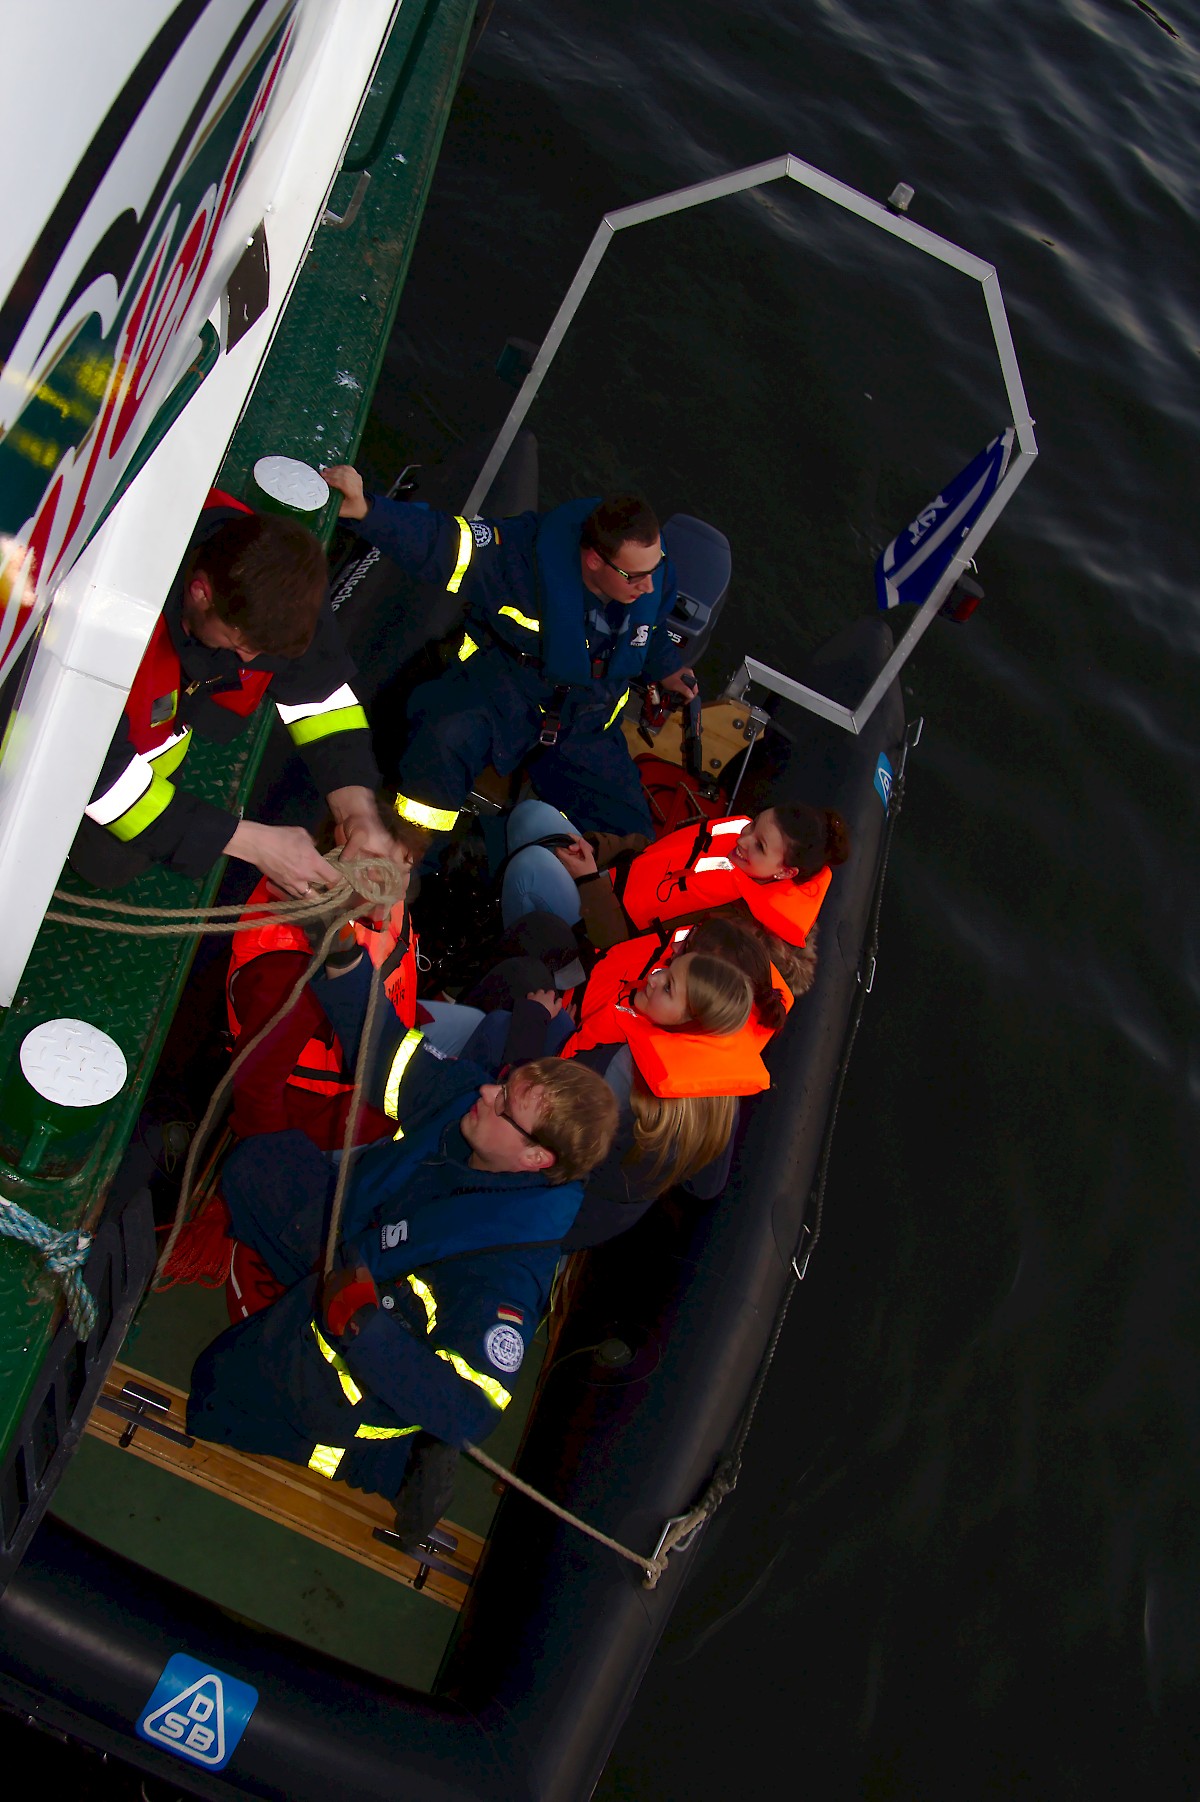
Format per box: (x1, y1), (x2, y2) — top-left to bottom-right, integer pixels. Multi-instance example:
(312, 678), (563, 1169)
(0, 0), (477, 1462)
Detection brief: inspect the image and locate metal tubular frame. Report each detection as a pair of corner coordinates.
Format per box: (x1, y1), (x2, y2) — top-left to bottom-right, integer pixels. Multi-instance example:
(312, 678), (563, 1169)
(464, 151), (1038, 733)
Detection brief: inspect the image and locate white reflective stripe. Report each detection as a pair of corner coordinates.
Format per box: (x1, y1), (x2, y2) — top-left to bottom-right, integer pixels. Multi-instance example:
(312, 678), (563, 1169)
(144, 727), (190, 763)
(84, 757), (154, 825)
(672, 927), (691, 943)
(709, 817), (750, 837)
(693, 855), (734, 874)
(275, 683), (359, 725)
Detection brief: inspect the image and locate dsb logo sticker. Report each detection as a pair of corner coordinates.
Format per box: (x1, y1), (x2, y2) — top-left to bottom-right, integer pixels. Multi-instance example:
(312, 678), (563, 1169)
(874, 752), (894, 811)
(136, 1653), (258, 1771)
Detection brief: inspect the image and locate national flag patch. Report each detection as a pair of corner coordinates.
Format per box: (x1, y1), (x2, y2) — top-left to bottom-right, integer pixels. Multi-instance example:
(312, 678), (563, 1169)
(497, 1305), (524, 1325)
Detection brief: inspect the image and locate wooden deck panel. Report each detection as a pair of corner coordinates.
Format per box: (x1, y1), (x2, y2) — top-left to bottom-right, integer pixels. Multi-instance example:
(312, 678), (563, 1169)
(84, 1361), (482, 1610)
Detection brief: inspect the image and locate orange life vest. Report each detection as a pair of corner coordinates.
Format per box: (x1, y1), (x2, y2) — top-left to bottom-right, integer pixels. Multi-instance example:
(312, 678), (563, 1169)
(619, 814), (831, 947)
(123, 488), (273, 762)
(226, 879), (418, 1097)
(564, 934), (770, 1099)
(659, 923), (794, 1053)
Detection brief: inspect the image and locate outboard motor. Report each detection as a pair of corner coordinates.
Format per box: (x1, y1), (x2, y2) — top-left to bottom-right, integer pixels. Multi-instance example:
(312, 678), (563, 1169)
(660, 513), (731, 665)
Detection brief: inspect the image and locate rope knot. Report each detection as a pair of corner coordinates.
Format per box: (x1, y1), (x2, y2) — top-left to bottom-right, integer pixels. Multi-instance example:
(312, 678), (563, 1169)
(323, 846), (410, 910)
(0, 1195), (97, 1339)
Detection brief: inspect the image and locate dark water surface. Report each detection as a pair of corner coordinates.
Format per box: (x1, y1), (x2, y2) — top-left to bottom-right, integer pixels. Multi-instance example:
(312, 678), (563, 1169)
(368, 1), (1200, 1795)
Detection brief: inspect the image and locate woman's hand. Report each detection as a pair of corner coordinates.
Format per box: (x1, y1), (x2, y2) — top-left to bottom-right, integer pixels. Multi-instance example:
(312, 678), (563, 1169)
(526, 988), (563, 1017)
(224, 820), (340, 898)
(555, 836), (598, 879)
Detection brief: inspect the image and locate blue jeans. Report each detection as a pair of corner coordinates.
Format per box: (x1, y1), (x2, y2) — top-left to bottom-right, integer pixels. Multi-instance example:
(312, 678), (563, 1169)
(501, 799), (584, 928)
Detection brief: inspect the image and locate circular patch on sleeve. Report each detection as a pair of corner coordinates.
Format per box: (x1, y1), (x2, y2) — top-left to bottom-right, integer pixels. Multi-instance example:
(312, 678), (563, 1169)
(470, 518), (494, 547)
(484, 1323), (524, 1374)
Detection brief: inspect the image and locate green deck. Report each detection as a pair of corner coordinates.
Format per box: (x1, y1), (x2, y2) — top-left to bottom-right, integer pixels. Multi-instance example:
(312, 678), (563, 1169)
(0, 0), (477, 1461)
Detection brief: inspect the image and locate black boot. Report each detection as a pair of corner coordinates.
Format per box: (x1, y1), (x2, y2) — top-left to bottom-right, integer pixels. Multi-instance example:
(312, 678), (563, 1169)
(393, 1432), (459, 1552)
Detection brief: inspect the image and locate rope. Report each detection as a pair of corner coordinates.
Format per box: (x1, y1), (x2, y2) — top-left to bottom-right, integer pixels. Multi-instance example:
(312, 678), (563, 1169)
(322, 950), (390, 1279)
(461, 1440), (672, 1585)
(792, 721), (911, 1281)
(46, 845), (406, 937)
(152, 850), (408, 1287)
(0, 1195), (96, 1338)
(152, 915), (345, 1287)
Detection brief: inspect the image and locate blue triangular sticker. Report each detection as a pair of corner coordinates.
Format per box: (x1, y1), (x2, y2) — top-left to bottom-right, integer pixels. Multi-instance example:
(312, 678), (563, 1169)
(136, 1652), (257, 1771)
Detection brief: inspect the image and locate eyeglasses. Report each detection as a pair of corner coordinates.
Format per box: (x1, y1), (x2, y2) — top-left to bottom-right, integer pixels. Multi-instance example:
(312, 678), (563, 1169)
(597, 547), (666, 585)
(495, 1080), (546, 1148)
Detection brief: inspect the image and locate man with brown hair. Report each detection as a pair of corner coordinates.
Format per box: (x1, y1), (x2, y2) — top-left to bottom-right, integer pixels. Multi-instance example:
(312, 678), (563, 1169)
(321, 464), (698, 840)
(187, 1042), (617, 1541)
(77, 494), (392, 894)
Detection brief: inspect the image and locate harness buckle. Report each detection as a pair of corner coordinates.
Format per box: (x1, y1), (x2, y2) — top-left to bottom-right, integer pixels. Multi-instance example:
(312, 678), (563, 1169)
(539, 715), (561, 747)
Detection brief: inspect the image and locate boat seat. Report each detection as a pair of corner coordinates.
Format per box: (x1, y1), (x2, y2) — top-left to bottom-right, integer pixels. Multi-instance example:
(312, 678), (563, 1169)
(83, 1361), (481, 1608)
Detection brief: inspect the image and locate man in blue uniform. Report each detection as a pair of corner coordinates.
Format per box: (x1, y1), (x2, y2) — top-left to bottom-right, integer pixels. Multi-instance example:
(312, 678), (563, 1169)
(320, 464), (698, 838)
(187, 1045), (617, 1542)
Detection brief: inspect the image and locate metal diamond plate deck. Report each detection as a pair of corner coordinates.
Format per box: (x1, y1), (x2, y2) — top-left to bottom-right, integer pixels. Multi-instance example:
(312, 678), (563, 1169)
(0, 0), (477, 1460)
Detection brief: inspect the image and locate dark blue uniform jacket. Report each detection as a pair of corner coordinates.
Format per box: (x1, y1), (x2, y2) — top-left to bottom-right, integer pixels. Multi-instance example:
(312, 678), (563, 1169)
(353, 495), (685, 833)
(187, 1052), (580, 1498)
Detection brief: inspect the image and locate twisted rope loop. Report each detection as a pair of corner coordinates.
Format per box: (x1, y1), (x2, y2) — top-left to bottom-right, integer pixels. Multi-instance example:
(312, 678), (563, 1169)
(46, 847), (408, 936)
(0, 1195), (97, 1339)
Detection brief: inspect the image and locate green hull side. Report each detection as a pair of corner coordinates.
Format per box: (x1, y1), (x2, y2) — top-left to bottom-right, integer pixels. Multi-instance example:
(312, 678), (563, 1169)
(0, 0), (477, 1463)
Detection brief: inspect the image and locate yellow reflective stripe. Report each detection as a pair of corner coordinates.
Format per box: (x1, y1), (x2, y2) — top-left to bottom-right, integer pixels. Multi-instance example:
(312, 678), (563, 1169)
(383, 1028), (425, 1119)
(106, 767), (177, 841)
(355, 1422), (419, 1440)
(458, 631), (480, 662)
(497, 603), (540, 634)
(285, 703), (370, 747)
(394, 793), (459, 832)
(446, 517), (473, 594)
(309, 1443), (345, 1477)
(145, 726), (191, 775)
(407, 1274), (437, 1334)
(604, 687), (630, 730)
(436, 1347), (511, 1411)
(312, 1321), (363, 1405)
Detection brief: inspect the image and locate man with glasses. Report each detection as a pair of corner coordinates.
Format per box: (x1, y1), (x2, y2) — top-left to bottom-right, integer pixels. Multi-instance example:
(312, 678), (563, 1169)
(321, 465), (698, 839)
(188, 1040), (617, 1547)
